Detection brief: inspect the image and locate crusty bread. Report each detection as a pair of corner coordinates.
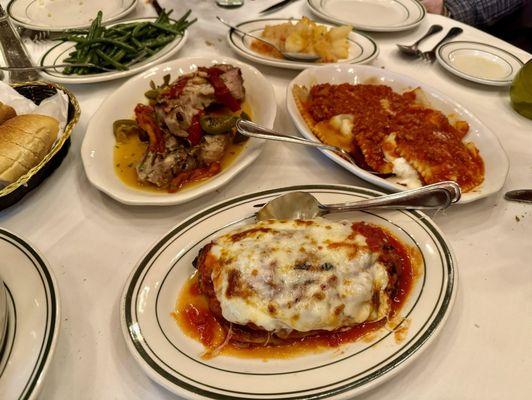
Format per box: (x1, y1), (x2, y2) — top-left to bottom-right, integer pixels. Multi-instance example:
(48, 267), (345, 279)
(0, 114), (59, 185)
(0, 102), (16, 125)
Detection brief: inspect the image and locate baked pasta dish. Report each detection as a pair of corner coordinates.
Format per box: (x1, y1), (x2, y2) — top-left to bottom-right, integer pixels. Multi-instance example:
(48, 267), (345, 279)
(251, 17), (352, 63)
(113, 64), (250, 193)
(174, 218), (416, 358)
(293, 83), (484, 192)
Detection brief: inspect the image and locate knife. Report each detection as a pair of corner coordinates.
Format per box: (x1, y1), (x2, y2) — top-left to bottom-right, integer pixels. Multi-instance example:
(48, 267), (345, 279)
(0, 5), (39, 82)
(504, 190), (532, 204)
(260, 0), (299, 14)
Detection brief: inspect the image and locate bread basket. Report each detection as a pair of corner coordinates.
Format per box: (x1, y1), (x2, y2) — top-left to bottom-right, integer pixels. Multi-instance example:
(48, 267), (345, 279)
(0, 81), (80, 209)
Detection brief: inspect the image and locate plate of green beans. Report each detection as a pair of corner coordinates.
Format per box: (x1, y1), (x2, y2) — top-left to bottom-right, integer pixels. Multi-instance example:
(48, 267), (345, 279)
(39, 9), (195, 84)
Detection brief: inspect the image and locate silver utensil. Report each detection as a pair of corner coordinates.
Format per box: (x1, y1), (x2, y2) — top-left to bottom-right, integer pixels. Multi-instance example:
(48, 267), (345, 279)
(260, 0), (299, 14)
(256, 181), (461, 220)
(217, 16), (320, 62)
(504, 190), (532, 204)
(397, 24), (443, 56)
(0, 63), (115, 72)
(0, 6), (39, 82)
(236, 119), (387, 176)
(216, 0), (244, 8)
(420, 27), (463, 62)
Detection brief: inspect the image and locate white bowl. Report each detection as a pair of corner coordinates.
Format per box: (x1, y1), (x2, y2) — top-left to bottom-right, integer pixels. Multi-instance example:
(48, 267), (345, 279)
(81, 56), (277, 206)
(286, 64), (509, 204)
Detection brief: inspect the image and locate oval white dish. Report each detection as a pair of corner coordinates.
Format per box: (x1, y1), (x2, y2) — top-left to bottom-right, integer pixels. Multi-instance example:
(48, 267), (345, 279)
(39, 18), (189, 85)
(7, 0), (137, 31)
(436, 41), (524, 86)
(227, 18), (378, 70)
(286, 64), (509, 204)
(307, 0), (425, 32)
(81, 56), (277, 206)
(120, 184), (457, 400)
(0, 228), (60, 400)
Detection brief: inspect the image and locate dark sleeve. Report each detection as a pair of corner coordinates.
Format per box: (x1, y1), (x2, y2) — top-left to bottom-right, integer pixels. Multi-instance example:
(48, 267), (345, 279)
(445, 0), (526, 26)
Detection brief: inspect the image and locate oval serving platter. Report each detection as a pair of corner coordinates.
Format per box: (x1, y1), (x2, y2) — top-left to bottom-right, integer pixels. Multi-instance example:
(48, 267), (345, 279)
(307, 0), (425, 32)
(7, 0), (137, 31)
(39, 18), (189, 85)
(0, 228), (60, 400)
(227, 18), (378, 70)
(121, 184), (457, 400)
(81, 56), (276, 206)
(286, 64), (509, 204)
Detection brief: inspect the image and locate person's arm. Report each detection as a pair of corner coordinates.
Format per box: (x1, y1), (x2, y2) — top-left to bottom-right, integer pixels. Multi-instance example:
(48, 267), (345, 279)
(446, 0), (525, 26)
(422, 0), (526, 26)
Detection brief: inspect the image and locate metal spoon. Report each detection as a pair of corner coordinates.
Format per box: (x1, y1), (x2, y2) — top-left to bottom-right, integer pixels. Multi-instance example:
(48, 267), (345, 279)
(257, 181), (461, 220)
(216, 16), (320, 62)
(237, 118), (355, 163)
(396, 24), (443, 57)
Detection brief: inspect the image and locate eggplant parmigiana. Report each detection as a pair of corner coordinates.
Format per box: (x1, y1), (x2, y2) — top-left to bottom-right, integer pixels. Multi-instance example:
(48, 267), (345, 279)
(292, 83), (484, 192)
(175, 218), (415, 358)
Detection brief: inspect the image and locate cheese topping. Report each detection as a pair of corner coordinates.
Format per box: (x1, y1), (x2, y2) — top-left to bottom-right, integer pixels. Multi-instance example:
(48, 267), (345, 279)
(207, 219), (390, 333)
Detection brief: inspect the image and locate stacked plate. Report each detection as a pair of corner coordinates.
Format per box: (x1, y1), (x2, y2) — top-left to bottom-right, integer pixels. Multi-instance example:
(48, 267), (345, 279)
(0, 229), (60, 399)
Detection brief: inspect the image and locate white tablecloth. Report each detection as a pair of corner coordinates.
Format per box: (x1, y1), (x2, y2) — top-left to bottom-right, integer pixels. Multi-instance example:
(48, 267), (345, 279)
(1, 0), (531, 399)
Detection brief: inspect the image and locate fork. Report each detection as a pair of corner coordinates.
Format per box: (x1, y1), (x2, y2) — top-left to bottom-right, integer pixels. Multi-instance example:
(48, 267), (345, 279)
(420, 27), (463, 62)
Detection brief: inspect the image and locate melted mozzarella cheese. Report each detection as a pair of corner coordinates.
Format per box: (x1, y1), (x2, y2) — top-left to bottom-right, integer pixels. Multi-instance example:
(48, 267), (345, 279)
(383, 133), (423, 189)
(330, 114), (354, 137)
(207, 219), (390, 333)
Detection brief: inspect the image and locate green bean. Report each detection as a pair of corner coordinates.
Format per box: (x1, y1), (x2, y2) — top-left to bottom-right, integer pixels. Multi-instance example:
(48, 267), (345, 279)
(132, 22), (149, 38)
(143, 35), (174, 48)
(95, 49), (128, 70)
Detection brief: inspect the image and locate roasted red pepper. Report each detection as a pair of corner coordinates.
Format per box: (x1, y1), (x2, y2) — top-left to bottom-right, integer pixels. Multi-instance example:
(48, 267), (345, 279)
(202, 67), (241, 112)
(161, 76), (190, 99)
(168, 162), (221, 193)
(134, 104), (165, 153)
(187, 112), (204, 146)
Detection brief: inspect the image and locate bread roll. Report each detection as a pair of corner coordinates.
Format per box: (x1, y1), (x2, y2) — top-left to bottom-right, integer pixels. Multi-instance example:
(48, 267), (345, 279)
(0, 102), (16, 125)
(0, 114), (59, 185)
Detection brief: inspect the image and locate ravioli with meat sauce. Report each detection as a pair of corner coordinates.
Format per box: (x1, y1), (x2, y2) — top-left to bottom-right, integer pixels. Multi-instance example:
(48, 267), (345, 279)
(183, 218), (415, 356)
(293, 83), (484, 192)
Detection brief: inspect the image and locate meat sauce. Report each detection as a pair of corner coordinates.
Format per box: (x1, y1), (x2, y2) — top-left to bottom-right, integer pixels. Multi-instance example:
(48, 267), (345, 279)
(172, 222), (417, 359)
(301, 83), (484, 191)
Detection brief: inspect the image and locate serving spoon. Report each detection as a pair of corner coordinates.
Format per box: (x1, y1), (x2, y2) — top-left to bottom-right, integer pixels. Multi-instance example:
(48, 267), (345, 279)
(216, 17), (321, 62)
(256, 181), (461, 220)
(236, 119), (388, 176)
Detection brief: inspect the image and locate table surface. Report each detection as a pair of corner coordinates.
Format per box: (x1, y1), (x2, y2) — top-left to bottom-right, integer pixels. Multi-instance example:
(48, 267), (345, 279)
(1, 0), (531, 399)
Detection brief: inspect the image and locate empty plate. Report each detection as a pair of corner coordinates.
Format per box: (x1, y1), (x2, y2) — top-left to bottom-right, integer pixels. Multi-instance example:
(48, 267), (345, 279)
(307, 0), (425, 32)
(7, 0), (137, 31)
(436, 41), (524, 86)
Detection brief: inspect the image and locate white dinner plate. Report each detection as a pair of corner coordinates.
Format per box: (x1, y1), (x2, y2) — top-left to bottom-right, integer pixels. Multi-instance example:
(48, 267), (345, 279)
(39, 18), (189, 85)
(0, 228), (60, 400)
(7, 0), (137, 31)
(436, 41), (524, 86)
(307, 0), (425, 32)
(120, 184), (457, 400)
(287, 64), (509, 203)
(227, 18), (378, 70)
(81, 56), (276, 206)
